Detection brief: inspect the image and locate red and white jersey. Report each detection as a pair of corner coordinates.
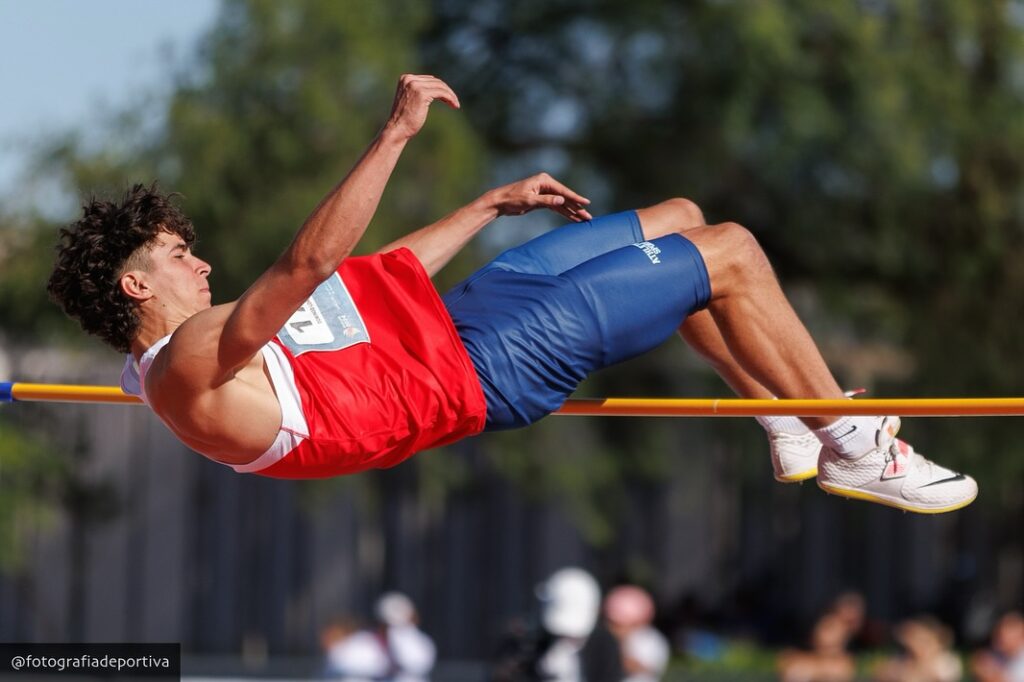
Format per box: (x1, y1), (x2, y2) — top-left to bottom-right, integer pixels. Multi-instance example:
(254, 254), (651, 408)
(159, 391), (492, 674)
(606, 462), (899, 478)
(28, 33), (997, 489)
(122, 248), (487, 478)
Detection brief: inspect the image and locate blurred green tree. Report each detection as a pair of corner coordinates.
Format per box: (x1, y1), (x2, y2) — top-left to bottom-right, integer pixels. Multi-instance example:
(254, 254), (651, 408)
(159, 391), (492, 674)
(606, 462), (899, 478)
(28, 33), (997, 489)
(0, 420), (65, 572)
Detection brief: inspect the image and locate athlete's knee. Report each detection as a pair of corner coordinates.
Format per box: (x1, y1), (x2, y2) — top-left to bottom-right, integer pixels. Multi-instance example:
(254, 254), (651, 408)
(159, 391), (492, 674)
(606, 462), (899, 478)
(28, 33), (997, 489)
(658, 197), (705, 229)
(637, 197), (705, 240)
(715, 221), (771, 278)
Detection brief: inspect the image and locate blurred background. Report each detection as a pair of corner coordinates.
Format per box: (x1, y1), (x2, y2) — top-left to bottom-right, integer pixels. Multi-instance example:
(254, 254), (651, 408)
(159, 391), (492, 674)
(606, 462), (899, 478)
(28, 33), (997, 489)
(1, 1), (1023, 680)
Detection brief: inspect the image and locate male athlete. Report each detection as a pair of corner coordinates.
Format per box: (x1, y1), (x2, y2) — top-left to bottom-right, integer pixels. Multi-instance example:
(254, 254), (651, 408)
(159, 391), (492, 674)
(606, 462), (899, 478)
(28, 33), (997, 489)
(48, 75), (977, 513)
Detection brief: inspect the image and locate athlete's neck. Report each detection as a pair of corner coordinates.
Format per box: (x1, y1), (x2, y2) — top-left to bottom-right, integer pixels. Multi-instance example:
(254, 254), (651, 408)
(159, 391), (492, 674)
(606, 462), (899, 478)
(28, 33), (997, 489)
(130, 311), (190, 361)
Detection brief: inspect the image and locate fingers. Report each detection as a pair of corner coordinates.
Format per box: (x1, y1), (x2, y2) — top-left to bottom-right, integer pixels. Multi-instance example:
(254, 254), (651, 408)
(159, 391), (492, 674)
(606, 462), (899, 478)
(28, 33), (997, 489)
(569, 202), (593, 219)
(528, 172), (591, 221)
(538, 195), (566, 208)
(534, 172), (590, 206)
(398, 74), (460, 108)
(550, 202), (591, 222)
(524, 173), (591, 221)
(411, 83), (460, 109)
(536, 195), (593, 222)
(554, 203), (593, 222)
(386, 74), (461, 139)
(563, 202), (593, 221)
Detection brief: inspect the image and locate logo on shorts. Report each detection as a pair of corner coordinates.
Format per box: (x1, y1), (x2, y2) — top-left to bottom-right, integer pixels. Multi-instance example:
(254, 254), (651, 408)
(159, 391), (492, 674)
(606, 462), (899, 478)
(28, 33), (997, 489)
(633, 241), (662, 264)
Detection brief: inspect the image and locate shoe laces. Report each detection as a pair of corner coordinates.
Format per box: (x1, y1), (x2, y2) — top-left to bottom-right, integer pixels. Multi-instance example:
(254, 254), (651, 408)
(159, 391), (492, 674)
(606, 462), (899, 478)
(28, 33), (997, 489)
(887, 439), (929, 476)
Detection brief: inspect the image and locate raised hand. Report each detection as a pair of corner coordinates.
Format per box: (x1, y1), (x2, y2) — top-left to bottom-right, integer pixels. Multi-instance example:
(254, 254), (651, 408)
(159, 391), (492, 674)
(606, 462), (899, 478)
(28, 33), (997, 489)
(487, 173), (593, 223)
(384, 74), (460, 141)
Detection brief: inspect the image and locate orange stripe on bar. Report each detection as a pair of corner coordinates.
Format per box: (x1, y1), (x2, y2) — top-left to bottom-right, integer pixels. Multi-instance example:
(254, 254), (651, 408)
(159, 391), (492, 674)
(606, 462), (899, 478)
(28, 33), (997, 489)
(5, 383), (1024, 416)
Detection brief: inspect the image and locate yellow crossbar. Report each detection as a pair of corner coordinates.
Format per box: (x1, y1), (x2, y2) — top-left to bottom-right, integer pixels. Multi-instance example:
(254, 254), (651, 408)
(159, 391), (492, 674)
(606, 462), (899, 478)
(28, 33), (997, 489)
(4, 383), (1024, 416)
(5, 383), (142, 405)
(556, 397), (1024, 417)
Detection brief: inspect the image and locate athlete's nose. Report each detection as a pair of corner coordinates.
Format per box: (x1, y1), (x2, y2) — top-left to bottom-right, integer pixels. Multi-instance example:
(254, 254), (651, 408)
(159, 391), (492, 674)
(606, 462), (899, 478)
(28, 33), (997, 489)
(196, 257), (212, 278)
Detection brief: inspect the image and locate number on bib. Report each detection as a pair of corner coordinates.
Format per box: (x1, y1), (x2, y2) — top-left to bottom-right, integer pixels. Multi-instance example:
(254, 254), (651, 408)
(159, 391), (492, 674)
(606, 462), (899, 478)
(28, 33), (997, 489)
(276, 273), (370, 355)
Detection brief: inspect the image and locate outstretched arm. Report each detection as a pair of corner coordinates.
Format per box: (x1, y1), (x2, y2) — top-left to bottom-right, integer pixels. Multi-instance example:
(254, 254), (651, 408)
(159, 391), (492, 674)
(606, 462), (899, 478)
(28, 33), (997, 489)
(212, 75), (459, 375)
(379, 173), (592, 276)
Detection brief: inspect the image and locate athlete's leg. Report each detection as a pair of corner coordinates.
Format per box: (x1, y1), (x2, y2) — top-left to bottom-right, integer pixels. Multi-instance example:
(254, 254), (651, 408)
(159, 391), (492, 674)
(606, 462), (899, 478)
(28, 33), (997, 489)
(635, 198), (775, 399)
(634, 198), (824, 481)
(636, 207), (976, 509)
(634, 197), (706, 240)
(549, 222), (839, 416)
(683, 222), (975, 511)
(677, 312), (775, 398)
(679, 222), (844, 428)
(448, 233), (710, 430)
(450, 220), (977, 511)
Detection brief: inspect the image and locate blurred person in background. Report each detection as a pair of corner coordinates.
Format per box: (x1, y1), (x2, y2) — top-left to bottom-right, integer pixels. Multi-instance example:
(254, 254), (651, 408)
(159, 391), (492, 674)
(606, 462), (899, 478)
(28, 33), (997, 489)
(777, 611), (855, 682)
(375, 591), (436, 682)
(872, 616), (962, 682)
(826, 591), (889, 651)
(828, 592), (865, 646)
(604, 585), (671, 682)
(536, 567), (622, 682)
(972, 611), (1024, 682)
(320, 615), (390, 680)
(491, 567), (622, 682)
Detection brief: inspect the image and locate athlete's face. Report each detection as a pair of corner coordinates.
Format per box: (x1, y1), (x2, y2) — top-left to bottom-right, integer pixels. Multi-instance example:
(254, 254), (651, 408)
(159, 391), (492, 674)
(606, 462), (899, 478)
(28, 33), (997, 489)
(120, 231), (213, 320)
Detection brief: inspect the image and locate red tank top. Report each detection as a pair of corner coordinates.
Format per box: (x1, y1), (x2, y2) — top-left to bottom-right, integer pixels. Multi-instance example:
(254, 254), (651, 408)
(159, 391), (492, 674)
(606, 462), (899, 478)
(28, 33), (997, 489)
(255, 248), (486, 479)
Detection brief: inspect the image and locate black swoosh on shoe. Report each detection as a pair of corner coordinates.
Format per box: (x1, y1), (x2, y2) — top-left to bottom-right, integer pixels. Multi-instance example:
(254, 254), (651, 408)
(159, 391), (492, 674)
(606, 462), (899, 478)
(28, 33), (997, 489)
(919, 474), (967, 488)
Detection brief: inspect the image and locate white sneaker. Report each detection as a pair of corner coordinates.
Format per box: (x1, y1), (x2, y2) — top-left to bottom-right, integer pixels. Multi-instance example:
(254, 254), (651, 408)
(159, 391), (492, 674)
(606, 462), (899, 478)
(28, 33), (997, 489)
(769, 431), (821, 482)
(766, 388), (866, 483)
(817, 416), (978, 513)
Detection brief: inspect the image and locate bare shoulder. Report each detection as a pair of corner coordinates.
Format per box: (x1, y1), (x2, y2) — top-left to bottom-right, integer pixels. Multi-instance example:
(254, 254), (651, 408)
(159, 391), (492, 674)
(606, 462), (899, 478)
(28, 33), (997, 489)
(144, 300), (282, 464)
(147, 302), (239, 401)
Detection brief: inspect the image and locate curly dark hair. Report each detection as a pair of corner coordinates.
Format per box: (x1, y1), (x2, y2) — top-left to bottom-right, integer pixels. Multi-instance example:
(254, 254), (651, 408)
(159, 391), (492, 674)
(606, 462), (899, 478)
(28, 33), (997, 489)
(47, 183), (196, 354)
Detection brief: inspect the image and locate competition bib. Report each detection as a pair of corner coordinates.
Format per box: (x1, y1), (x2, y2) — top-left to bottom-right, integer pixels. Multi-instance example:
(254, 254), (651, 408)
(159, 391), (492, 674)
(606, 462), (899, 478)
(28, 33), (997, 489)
(276, 273), (370, 356)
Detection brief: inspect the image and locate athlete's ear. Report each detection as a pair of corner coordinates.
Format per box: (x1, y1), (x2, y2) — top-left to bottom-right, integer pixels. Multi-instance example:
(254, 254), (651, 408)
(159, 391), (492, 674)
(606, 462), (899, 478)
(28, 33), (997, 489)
(120, 270), (154, 303)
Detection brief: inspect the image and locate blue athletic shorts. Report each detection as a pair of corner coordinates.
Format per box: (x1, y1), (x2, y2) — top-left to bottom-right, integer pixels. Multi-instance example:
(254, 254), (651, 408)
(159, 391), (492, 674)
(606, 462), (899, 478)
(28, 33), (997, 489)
(443, 210), (712, 431)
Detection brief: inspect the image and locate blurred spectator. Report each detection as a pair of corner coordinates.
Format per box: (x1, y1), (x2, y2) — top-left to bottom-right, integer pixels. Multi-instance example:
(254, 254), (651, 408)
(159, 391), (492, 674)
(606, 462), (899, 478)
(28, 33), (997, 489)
(537, 568), (622, 682)
(827, 590), (887, 650)
(972, 611), (1024, 682)
(375, 591), (437, 682)
(777, 611), (855, 682)
(491, 567), (622, 682)
(829, 592), (865, 644)
(872, 616), (962, 682)
(320, 616), (390, 681)
(604, 585), (671, 682)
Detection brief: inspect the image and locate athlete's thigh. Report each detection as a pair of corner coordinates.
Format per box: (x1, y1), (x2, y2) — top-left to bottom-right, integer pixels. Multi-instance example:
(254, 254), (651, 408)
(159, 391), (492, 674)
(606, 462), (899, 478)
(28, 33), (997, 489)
(560, 233), (712, 366)
(444, 268), (602, 431)
(487, 210), (644, 276)
(444, 234), (711, 431)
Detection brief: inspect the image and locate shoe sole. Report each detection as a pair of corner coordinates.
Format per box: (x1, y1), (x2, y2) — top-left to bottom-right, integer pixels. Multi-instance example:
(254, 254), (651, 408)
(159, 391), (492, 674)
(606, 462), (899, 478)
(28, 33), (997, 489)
(775, 467), (818, 483)
(817, 480), (978, 514)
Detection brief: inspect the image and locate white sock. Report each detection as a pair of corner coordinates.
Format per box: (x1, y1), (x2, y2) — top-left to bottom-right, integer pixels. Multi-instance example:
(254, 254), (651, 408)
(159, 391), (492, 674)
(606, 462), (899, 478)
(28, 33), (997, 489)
(814, 416), (884, 458)
(755, 414), (810, 435)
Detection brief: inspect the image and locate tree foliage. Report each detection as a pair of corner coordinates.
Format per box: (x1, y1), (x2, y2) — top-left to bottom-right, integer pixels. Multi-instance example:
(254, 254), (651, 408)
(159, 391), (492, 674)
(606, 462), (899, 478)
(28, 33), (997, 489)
(0, 419), (66, 571)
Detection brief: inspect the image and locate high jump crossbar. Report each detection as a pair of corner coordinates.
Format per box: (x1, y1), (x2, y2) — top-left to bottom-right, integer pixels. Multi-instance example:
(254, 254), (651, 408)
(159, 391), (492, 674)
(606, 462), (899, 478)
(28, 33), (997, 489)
(3, 382), (1024, 417)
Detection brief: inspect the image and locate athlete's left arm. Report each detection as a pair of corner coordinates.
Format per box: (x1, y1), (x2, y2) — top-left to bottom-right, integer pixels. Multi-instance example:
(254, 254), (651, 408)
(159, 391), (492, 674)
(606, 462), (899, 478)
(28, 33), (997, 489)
(377, 173), (591, 276)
